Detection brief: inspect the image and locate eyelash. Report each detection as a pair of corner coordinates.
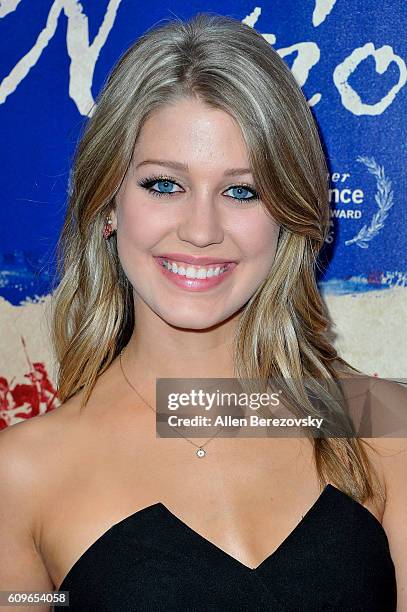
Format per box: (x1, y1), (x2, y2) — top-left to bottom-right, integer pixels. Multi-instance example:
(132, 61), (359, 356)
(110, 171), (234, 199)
(137, 174), (259, 202)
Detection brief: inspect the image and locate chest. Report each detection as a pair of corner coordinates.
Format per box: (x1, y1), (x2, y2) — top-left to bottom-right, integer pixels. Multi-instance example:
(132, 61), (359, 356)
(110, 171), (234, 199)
(38, 434), (384, 592)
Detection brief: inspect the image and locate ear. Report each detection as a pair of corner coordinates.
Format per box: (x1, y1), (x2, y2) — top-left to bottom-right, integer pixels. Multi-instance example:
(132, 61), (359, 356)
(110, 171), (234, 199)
(109, 206), (118, 231)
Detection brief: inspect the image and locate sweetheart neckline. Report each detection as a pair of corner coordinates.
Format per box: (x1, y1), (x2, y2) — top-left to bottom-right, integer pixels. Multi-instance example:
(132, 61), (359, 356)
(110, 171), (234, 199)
(56, 483), (384, 591)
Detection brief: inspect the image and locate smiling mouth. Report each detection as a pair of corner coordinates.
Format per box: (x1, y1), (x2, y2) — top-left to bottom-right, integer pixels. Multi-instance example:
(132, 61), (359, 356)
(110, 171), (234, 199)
(153, 256), (238, 291)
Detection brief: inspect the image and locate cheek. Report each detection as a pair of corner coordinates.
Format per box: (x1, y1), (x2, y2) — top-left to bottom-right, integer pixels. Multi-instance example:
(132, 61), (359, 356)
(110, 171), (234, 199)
(236, 215), (280, 262)
(118, 192), (171, 250)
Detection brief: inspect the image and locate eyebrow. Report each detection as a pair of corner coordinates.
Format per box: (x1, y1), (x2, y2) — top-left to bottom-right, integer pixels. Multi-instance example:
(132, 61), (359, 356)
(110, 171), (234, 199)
(135, 159), (252, 177)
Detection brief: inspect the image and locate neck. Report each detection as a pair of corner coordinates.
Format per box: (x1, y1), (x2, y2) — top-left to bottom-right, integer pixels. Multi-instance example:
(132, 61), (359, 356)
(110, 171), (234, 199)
(124, 301), (239, 381)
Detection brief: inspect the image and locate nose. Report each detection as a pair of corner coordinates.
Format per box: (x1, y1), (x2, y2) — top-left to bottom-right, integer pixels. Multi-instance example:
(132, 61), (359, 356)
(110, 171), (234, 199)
(176, 191), (225, 247)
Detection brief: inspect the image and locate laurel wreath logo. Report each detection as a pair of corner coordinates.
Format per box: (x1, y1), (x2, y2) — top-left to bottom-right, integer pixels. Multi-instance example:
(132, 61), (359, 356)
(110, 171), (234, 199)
(344, 156), (394, 248)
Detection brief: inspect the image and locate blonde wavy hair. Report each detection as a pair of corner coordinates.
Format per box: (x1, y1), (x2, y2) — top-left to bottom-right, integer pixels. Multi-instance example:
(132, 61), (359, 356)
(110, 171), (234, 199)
(50, 12), (383, 504)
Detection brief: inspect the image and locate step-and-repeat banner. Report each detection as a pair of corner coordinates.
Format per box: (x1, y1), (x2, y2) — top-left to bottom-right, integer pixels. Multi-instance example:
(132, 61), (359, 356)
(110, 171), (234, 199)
(0, 1), (405, 427)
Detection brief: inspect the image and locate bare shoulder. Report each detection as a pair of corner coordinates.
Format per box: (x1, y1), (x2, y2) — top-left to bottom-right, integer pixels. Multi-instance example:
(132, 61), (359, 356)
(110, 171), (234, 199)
(0, 390), (82, 466)
(367, 430), (407, 607)
(0, 392), (82, 524)
(346, 372), (407, 489)
(361, 375), (407, 468)
(0, 395), (82, 603)
(0, 391), (86, 537)
(0, 354), (139, 503)
(332, 365), (407, 496)
(355, 377), (407, 608)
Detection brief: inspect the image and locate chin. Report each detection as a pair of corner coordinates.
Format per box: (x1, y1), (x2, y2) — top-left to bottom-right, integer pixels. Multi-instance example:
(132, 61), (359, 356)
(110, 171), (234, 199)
(162, 314), (220, 331)
(156, 307), (231, 331)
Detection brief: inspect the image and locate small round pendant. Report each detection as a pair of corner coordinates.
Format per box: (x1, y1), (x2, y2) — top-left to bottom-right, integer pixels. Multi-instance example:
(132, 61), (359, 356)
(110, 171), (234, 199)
(196, 447), (206, 458)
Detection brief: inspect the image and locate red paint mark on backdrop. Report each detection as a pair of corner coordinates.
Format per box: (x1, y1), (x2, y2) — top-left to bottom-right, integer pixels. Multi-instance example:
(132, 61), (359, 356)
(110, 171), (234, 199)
(0, 336), (59, 429)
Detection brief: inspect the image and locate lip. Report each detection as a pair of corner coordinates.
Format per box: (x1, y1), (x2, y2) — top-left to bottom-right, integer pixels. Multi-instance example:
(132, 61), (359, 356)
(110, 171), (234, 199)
(154, 253), (237, 266)
(153, 256), (237, 292)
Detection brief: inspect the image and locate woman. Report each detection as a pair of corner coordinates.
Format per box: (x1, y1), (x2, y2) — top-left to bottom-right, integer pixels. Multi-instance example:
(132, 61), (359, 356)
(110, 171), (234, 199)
(0, 12), (406, 612)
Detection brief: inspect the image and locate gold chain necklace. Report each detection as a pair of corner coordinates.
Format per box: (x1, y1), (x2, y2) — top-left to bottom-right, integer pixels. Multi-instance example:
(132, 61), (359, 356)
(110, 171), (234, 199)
(119, 347), (224, 457)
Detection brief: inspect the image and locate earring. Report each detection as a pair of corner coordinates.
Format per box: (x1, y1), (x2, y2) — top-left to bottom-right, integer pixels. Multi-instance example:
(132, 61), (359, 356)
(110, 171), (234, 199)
(103, 216), (115, 239)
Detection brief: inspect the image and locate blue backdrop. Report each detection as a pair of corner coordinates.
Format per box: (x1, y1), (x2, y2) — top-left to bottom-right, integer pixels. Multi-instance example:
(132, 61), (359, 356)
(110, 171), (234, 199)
(1, 0), (406, 305)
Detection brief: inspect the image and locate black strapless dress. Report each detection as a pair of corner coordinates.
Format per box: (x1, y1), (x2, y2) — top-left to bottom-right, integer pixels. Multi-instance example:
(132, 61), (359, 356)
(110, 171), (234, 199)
(54, 484), (396, 611)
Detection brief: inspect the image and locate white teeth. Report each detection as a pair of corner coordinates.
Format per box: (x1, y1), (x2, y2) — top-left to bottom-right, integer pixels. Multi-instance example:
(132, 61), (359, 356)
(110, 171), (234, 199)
(196, 268), (207, 279)
(162, 259), (228, 279)
(186, 266), (197, 278)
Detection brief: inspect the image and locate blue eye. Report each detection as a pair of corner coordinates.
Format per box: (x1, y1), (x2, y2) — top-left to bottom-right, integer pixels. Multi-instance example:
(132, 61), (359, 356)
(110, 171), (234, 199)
(225, 186), (257, 201)
(137, 176), (182, 197)
(150, 179), (179, 194)
(137, 175), (259, 202)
